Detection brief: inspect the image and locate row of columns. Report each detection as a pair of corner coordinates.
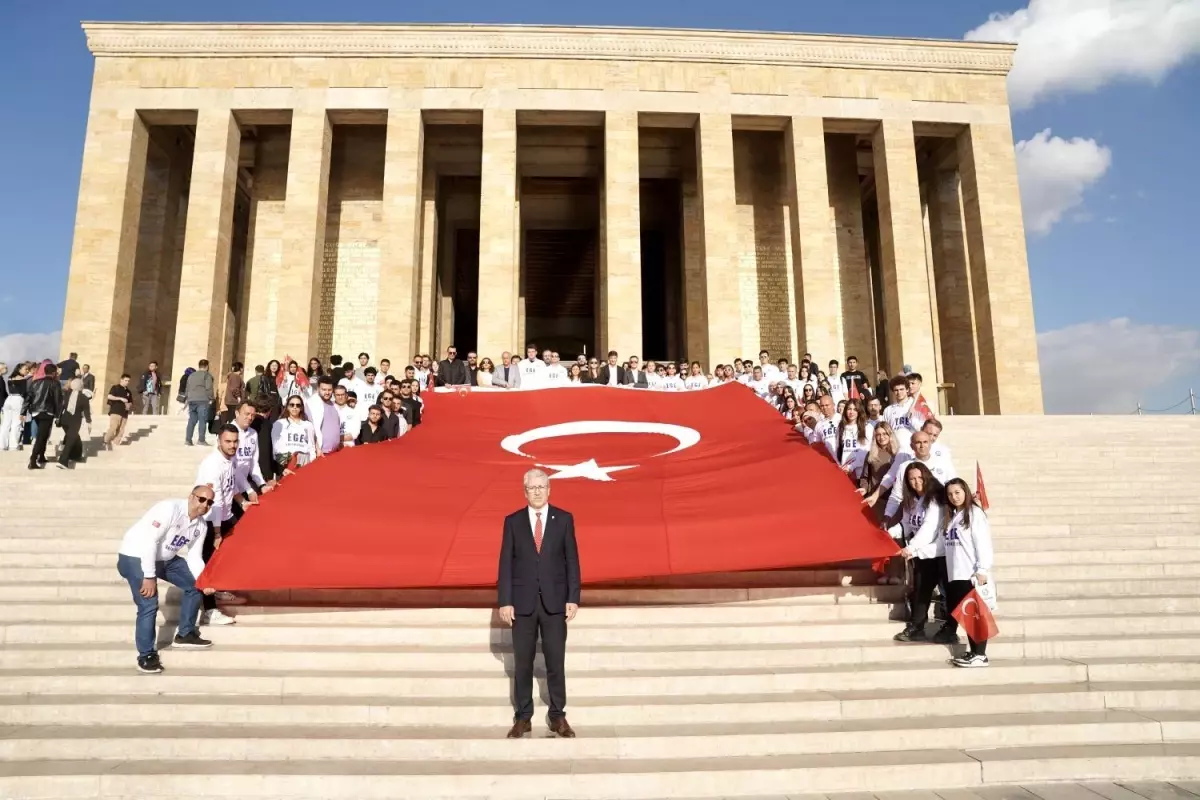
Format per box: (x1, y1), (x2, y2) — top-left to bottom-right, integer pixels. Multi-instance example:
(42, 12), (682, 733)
(60, 105), (1042, 413)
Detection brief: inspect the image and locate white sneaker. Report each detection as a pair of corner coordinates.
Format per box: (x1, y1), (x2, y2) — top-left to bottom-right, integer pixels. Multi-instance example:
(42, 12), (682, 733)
(952, 653), (989, 668)
(200, 609), (236, 626)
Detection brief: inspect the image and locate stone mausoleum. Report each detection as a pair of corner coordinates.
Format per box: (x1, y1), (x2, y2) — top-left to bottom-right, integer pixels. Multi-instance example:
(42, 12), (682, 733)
(61, 22), (1042, 413)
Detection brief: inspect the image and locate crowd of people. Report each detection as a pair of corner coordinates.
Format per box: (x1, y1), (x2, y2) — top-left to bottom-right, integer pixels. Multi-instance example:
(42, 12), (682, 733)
(0, 343), (994, 672)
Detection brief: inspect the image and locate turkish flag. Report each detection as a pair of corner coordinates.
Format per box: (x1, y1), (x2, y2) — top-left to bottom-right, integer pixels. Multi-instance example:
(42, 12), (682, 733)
(198, 383), (898, 591)
(975, 461), (990, 511)
(849, 380), (860, 401)
(914, 393), (934, 423)
(951, 587), (999, 642)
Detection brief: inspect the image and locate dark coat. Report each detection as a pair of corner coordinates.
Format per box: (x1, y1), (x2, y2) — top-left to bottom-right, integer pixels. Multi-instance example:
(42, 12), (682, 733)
(496, 505), (581, 615)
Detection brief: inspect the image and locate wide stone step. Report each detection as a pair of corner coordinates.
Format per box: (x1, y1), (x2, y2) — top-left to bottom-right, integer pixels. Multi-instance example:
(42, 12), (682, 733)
(0, 659), (1088, 698)
(5, 612), (1195, 646)
(5, 680), (1194, 729)
(0, 710), (1165, 761)
(4, 743), (1200, 798)
(3, 634), (1199, 672)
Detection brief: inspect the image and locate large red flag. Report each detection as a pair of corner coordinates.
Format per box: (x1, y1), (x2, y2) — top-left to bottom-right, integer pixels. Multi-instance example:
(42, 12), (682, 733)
(951, 587), (999, 642)
(975, 461), (990, 510)
(199, 384), (897, 591)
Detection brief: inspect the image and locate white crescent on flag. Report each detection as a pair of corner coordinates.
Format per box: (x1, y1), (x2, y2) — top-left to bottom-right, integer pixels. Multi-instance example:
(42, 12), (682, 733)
(499, 420), (701, 481)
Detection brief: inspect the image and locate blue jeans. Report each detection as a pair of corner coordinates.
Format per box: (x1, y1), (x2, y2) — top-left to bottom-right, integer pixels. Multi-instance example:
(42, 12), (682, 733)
(116, 554), (202, 657)
(186, 401), (211, 444)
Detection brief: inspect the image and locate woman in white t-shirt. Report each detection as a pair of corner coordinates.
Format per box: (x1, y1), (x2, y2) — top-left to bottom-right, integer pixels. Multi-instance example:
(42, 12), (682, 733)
(476, 358), (495, 388)
(684, 362), (708, 390)
(837, 400), (870, 478)
(940, 477), (995, 668)
(892, 462), (955, 645)
(659, 363), (685, 391)
(271, 395), (318, 476)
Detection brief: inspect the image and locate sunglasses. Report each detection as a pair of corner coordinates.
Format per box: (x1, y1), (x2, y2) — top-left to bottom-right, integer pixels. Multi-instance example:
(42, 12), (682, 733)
(192, 495), (214, 506)
(287, 403), (303, 408)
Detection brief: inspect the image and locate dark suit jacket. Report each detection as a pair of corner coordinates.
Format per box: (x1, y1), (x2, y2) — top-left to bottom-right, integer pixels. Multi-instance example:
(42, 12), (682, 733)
(596, 365), (626, 387)
(436, 358), (470, 386)
(626, 369), (648, 388)
(497, 504), (581, 615)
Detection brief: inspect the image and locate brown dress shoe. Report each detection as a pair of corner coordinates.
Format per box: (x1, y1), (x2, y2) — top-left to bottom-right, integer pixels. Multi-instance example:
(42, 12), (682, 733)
(506, 719), (531, 739)
(548, 717), (576, 738)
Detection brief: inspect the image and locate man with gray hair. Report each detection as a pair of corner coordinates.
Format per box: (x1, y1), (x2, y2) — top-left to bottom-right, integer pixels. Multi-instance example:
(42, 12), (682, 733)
(497, 468), (581, 739)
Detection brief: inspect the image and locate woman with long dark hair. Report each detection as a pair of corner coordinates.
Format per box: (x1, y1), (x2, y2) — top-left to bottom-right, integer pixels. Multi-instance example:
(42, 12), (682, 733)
(258, 359), (282, 412)
(890, 462), (954, 644)
(940, 478), (994, 668)
(837, 399), (870, 477)
(780, 395), (800, 422)
(270, 394), (317, 477)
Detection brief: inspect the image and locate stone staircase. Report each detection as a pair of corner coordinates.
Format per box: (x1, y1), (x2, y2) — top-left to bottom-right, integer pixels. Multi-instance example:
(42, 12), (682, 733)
(1, 412), (1199, 799)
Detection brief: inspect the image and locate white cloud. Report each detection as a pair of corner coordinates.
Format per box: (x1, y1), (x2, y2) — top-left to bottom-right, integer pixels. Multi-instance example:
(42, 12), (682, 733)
(1015, 129), (1112, 234)
(966, 0), (1200, 109)
(1038, 318), (1200, 413)
(0, 331), (61, 368)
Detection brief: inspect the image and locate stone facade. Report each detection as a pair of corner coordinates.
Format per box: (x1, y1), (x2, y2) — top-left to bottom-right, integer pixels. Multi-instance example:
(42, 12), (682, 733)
(60, 22), (1044, 413)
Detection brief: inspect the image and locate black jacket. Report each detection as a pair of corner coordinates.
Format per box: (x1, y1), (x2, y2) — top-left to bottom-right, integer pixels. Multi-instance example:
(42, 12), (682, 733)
(596, 365), (626, 386)
(436, 358), (470, 387)
(496, 505), (581, 615)
(400, 397), (422, 427)
(356, 421), (389, 445)
(59, 391), (92, 426)
(140, 370), (163, 395)
(22, 377), (63, 418)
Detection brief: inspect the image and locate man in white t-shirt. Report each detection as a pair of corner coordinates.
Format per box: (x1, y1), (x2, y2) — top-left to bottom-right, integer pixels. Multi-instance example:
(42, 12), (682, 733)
(747, 366), (771, 399)
(193, 425), (254, 626)
(116, 487), (216, 672)
(922, 417), (953, 463)
(758, 350), (780, 379)
(514, 345), (548, 389)
(799, 394), (839, 460)
(333, 385), (359, 448)
(874, 429), (957, 518)
(882, 376), (921, 453)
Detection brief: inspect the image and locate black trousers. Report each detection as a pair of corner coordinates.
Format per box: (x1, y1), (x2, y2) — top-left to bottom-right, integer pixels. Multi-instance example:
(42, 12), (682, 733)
(511, 597), (568, 722)
(57, 415), (84, 465)
(910, 557), (947, 631)
(201, 517), (236, 611)
(28, 413), (54, 466)
(942, 578), (988, 655)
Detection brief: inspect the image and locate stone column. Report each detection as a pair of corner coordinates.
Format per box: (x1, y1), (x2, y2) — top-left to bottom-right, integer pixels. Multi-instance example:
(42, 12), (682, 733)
(785, 117), (841, 365)
(377, 107), (425, 364)
(695, 114), (740, 370)
(871, 119), (937, 378)
(927, 168), (983, 414)
(680, 164), (707, 364)
(169, 107), (240, 383)
(601, 111), (643, 360)
(60, 107), (149, 393)
(416, 169), (438, 357)
(826, 134), (877, 378)
(476, 109), (518, 359)
(276, 107), (332, 360)
(958, 122), (1044, 414)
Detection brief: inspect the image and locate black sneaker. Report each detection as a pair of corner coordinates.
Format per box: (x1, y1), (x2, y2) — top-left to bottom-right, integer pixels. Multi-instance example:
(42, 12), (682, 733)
(931, 626), (960, 645)
(893, 626), (927, 643)
(137, 653), (164, 673)
(172, 631), (213, 649)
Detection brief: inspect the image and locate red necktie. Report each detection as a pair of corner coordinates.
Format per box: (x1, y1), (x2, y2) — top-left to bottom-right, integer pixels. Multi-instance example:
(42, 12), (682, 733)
(534, 511), (543, 553)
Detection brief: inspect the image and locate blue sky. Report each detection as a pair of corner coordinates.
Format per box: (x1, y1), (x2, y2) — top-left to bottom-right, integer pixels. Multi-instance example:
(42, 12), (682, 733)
(1, 0), (1197, 413)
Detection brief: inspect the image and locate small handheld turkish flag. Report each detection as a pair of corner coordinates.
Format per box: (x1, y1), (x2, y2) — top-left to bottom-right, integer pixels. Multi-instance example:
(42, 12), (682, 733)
(951, 587), (999, 642)
(914, 393), (934, 422)
(975, 461), (990, 511)
(849, 380), (860, 401)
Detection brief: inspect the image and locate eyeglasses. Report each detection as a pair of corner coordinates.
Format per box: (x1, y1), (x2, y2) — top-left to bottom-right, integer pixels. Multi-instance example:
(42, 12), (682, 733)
(192, 495), (214, 506)
(524, 485), (548, 493)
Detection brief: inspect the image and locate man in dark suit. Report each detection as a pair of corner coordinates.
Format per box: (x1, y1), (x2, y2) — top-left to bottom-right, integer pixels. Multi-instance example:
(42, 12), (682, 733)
(497, 468), (581, 739)
(596, 350), (626, 388)
(624, 355), (648, 388)
(436, 346), (470, 387)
